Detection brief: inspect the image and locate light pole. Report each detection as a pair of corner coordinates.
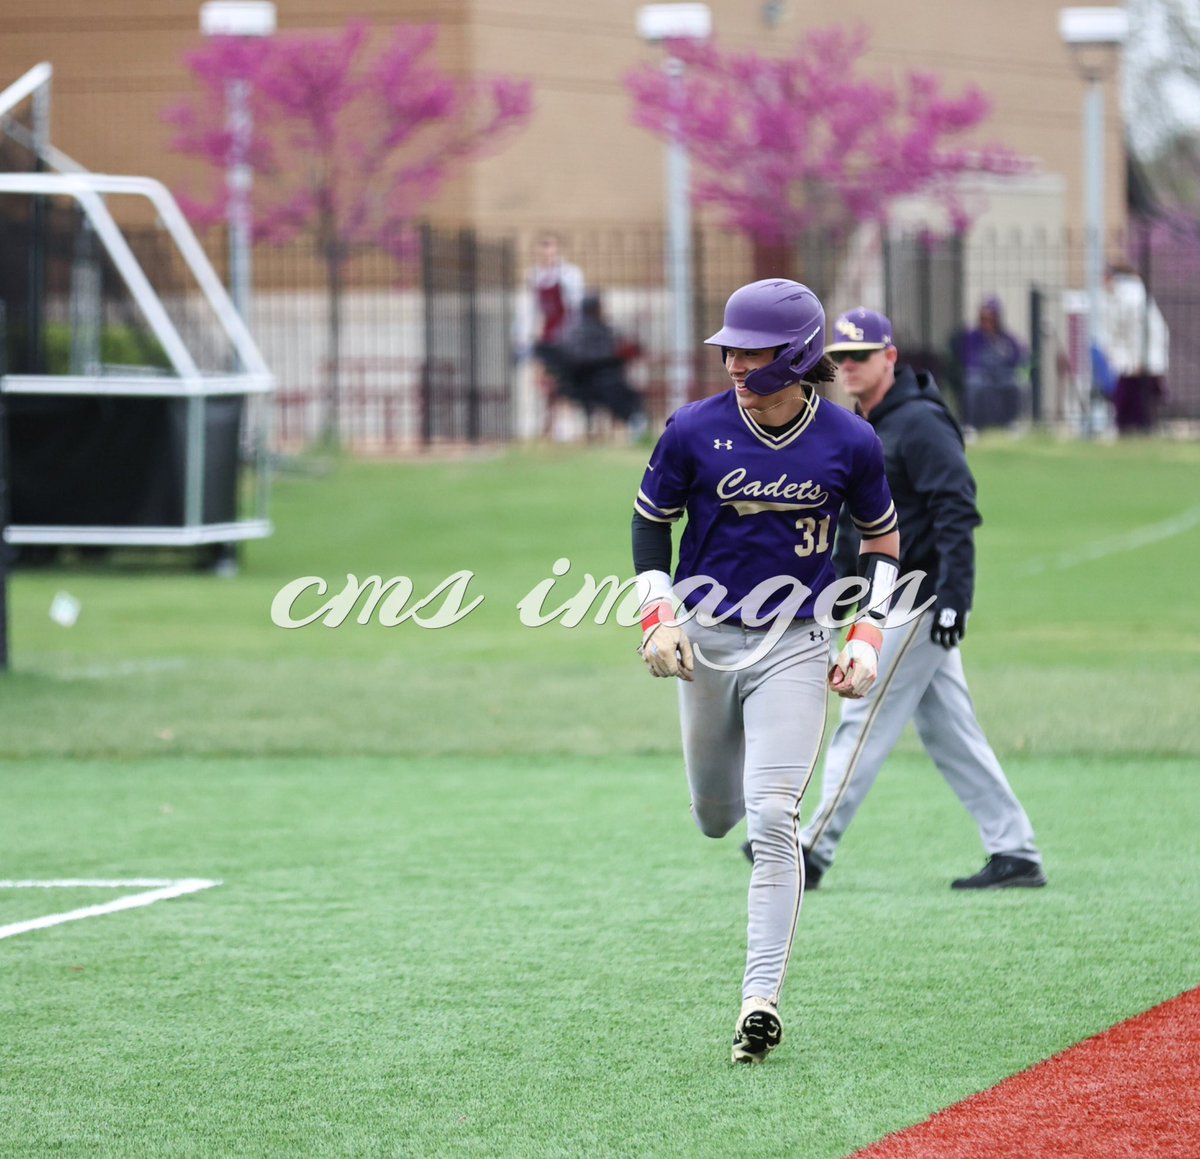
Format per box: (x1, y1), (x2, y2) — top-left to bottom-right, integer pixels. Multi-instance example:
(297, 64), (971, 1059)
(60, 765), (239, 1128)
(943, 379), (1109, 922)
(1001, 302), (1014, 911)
(636, 3), (711, 417)
(200, 1), (276, 328)
(199, 2), (275, 577)
(1058, 7), (1128, 437)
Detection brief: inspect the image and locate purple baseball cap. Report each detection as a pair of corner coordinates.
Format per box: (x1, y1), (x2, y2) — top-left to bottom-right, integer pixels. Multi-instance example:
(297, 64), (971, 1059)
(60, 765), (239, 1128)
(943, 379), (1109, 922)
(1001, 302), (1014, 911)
(825, 307), (894, 352)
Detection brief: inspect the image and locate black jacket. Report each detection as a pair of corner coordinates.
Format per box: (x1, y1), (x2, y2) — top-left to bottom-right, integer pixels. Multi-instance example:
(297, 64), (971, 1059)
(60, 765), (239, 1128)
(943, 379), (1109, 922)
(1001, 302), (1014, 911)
(834, 364), (981, 615)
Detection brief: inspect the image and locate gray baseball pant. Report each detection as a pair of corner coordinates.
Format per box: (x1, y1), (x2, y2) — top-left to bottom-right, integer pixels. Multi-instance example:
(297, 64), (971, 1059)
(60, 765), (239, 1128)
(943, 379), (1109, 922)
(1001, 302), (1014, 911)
(678, 617), (830, 1005)
(802, 608), (1041, 871)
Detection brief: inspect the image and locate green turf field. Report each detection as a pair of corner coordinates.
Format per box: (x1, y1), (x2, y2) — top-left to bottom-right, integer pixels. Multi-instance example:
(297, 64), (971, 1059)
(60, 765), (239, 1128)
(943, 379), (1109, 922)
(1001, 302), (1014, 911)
(1, 435), (1197, 1157)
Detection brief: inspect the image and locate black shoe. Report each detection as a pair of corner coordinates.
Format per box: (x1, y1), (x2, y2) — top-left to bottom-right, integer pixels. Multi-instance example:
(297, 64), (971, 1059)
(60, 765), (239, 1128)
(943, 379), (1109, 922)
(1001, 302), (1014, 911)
(802, 847), (823, 890)
(741, 841), (824, 890)
(951, 854), (1047, 890)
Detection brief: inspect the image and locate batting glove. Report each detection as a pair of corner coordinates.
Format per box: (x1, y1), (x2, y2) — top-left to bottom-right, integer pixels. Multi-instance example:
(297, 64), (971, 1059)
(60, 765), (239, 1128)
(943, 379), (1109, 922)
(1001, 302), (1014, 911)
(930, 604), (967, 650)
(829, 622), (881, 699)
(639, 600), (694, 681)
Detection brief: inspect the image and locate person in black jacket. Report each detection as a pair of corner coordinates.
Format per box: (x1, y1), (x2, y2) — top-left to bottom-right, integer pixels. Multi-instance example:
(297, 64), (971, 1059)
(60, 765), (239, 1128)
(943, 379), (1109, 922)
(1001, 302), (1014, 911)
(794, 308), (1045, 890)
(557, 292), (646, 438)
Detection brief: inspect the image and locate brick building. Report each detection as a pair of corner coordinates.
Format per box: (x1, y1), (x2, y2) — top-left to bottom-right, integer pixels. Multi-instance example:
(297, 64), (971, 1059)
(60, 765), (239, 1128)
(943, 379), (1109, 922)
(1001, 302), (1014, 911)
(0, 1), (1127, 239)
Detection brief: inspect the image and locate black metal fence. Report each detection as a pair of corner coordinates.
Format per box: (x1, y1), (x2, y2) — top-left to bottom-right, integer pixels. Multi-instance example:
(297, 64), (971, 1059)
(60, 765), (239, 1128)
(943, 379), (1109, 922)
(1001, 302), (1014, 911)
(877, 222), (1200, 429)
(5, 185), (1199, 451)
(414, 220), (1199, 438)
(420, 225), (516, 444)
(199, 225), (517, 450)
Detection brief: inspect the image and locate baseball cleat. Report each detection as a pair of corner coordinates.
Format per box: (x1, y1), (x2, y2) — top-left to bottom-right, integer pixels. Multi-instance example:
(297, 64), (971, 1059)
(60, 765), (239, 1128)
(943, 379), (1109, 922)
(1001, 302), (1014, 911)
(731, 996), (782, 1064)
(951, 854), (1047, 890)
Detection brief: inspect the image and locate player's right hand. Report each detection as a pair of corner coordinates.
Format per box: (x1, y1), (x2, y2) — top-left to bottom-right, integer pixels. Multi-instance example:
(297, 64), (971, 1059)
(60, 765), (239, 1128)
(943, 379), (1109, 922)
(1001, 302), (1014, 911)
(829, 623), (882, 698)
(641, 623), (695, 681)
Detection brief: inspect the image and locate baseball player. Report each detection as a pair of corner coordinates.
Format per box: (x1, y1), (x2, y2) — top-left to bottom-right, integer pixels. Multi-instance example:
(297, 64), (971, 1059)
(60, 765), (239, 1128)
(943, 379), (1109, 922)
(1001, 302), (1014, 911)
(631, 279), (900, 1064)
(795, 308), (1046, 891)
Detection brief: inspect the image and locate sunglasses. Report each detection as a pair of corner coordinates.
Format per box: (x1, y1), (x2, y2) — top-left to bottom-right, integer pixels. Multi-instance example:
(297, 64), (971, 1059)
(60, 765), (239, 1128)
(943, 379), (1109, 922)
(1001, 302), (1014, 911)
(829, 349), (879, 365)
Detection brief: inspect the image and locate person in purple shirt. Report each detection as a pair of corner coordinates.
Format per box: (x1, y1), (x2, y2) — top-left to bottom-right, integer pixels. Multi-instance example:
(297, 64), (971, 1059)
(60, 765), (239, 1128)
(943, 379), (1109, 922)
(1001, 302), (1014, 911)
(952, 295), (1027, 431)
(630, 278), (900, 1064)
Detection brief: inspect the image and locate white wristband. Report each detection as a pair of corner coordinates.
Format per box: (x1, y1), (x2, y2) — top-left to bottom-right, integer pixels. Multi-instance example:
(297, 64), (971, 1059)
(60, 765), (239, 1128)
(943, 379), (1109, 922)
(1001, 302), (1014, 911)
(635, 569), (674, 610)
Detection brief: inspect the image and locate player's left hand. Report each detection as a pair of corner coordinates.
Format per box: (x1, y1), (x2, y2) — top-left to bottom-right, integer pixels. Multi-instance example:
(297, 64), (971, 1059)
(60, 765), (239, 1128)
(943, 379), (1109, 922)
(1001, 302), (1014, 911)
(829, 630), (880, 699)
(930, 603), (967, 649)
(641, 623), (695, 681)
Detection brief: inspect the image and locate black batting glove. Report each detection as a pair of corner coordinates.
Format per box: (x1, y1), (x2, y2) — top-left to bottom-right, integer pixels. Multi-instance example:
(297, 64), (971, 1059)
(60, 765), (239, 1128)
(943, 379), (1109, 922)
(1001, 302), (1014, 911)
(930, 602), (967, 649)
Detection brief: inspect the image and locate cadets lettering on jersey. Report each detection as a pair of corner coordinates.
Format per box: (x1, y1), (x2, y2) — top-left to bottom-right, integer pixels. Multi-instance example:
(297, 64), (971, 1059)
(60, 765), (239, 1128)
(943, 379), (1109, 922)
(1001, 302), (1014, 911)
(635, 389), (896, 625)
(716, 469), (828, 506)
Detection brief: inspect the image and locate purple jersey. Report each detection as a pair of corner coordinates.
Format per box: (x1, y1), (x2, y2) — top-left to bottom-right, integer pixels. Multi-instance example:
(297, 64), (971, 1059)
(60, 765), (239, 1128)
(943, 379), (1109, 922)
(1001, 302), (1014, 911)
(635, 390), (896, 623)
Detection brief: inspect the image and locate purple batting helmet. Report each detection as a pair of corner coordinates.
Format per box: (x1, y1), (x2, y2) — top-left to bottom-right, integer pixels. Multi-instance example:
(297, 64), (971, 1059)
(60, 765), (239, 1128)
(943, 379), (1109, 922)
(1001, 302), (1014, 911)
(705, 278), (826, 395)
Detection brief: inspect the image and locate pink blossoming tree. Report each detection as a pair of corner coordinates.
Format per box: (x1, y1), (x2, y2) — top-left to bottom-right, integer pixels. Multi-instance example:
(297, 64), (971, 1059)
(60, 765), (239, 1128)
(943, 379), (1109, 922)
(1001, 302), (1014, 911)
(166, 20), (533, 445)
(626, 27), (1026, 275)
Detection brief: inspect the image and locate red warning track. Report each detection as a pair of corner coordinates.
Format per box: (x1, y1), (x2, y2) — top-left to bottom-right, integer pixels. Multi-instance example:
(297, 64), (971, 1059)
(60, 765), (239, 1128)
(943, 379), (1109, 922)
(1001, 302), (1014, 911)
(852, 987), (1200, 1159)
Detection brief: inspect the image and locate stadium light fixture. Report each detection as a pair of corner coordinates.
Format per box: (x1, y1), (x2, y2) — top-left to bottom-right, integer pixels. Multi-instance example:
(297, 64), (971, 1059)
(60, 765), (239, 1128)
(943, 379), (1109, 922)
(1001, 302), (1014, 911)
(637, 3), (712, 42)
(1058, 7), (1128, 48)
(200, 1), (276, 38)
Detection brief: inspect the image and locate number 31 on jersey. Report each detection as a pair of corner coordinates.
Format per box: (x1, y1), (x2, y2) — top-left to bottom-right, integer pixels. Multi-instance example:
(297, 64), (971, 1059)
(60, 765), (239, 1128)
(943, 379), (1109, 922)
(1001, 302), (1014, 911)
(794, 515), (831, 557)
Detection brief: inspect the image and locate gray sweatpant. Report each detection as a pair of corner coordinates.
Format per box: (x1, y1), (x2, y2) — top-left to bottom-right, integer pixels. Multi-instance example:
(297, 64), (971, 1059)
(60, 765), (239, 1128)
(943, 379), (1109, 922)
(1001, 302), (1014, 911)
(678, 618), (831, 1006)
(802, 609), (1041, 871)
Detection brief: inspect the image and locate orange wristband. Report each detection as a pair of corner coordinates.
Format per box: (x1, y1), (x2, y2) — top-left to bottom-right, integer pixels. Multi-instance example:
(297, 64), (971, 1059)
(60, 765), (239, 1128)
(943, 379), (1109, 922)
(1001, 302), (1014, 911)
(847, 622), (883, 651)
(640, 600), (675, 634)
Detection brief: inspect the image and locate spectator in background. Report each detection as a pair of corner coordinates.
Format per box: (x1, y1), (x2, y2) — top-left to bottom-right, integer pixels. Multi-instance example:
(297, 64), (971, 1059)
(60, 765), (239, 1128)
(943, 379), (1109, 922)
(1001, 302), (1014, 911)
(1101, 262), (1169, 435)
(951, 296), (1026, 432)
(557, 291), (646, 441)
(525, 232), (585, 437)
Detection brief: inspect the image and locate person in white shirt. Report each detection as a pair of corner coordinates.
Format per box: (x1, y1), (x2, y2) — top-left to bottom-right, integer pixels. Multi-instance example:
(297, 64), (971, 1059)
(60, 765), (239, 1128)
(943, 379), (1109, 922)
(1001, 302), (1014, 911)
(1100, 262), (1169, 434)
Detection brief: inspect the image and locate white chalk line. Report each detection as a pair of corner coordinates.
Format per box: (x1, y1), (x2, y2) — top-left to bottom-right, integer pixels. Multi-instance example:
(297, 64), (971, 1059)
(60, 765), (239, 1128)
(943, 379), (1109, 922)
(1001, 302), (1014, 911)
(0, 878), (221, 941)
(1019, 505), (1200, 576)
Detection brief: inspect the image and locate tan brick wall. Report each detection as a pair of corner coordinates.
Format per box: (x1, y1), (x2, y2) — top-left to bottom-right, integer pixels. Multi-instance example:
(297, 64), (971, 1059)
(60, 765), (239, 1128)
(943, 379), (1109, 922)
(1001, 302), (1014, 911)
(0, 2), (474, 218)
(465, 0), (1126, 238)
(1, 0), (1126, 237)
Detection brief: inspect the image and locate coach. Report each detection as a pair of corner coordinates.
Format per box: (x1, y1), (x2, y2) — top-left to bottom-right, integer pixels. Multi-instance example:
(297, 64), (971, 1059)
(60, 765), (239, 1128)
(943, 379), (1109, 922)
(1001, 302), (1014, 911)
(798, 308), (1046, 891)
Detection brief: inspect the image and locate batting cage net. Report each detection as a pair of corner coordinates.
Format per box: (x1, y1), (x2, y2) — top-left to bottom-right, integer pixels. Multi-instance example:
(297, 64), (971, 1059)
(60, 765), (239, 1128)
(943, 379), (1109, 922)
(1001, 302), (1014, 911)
(0, 63), (273, 549)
